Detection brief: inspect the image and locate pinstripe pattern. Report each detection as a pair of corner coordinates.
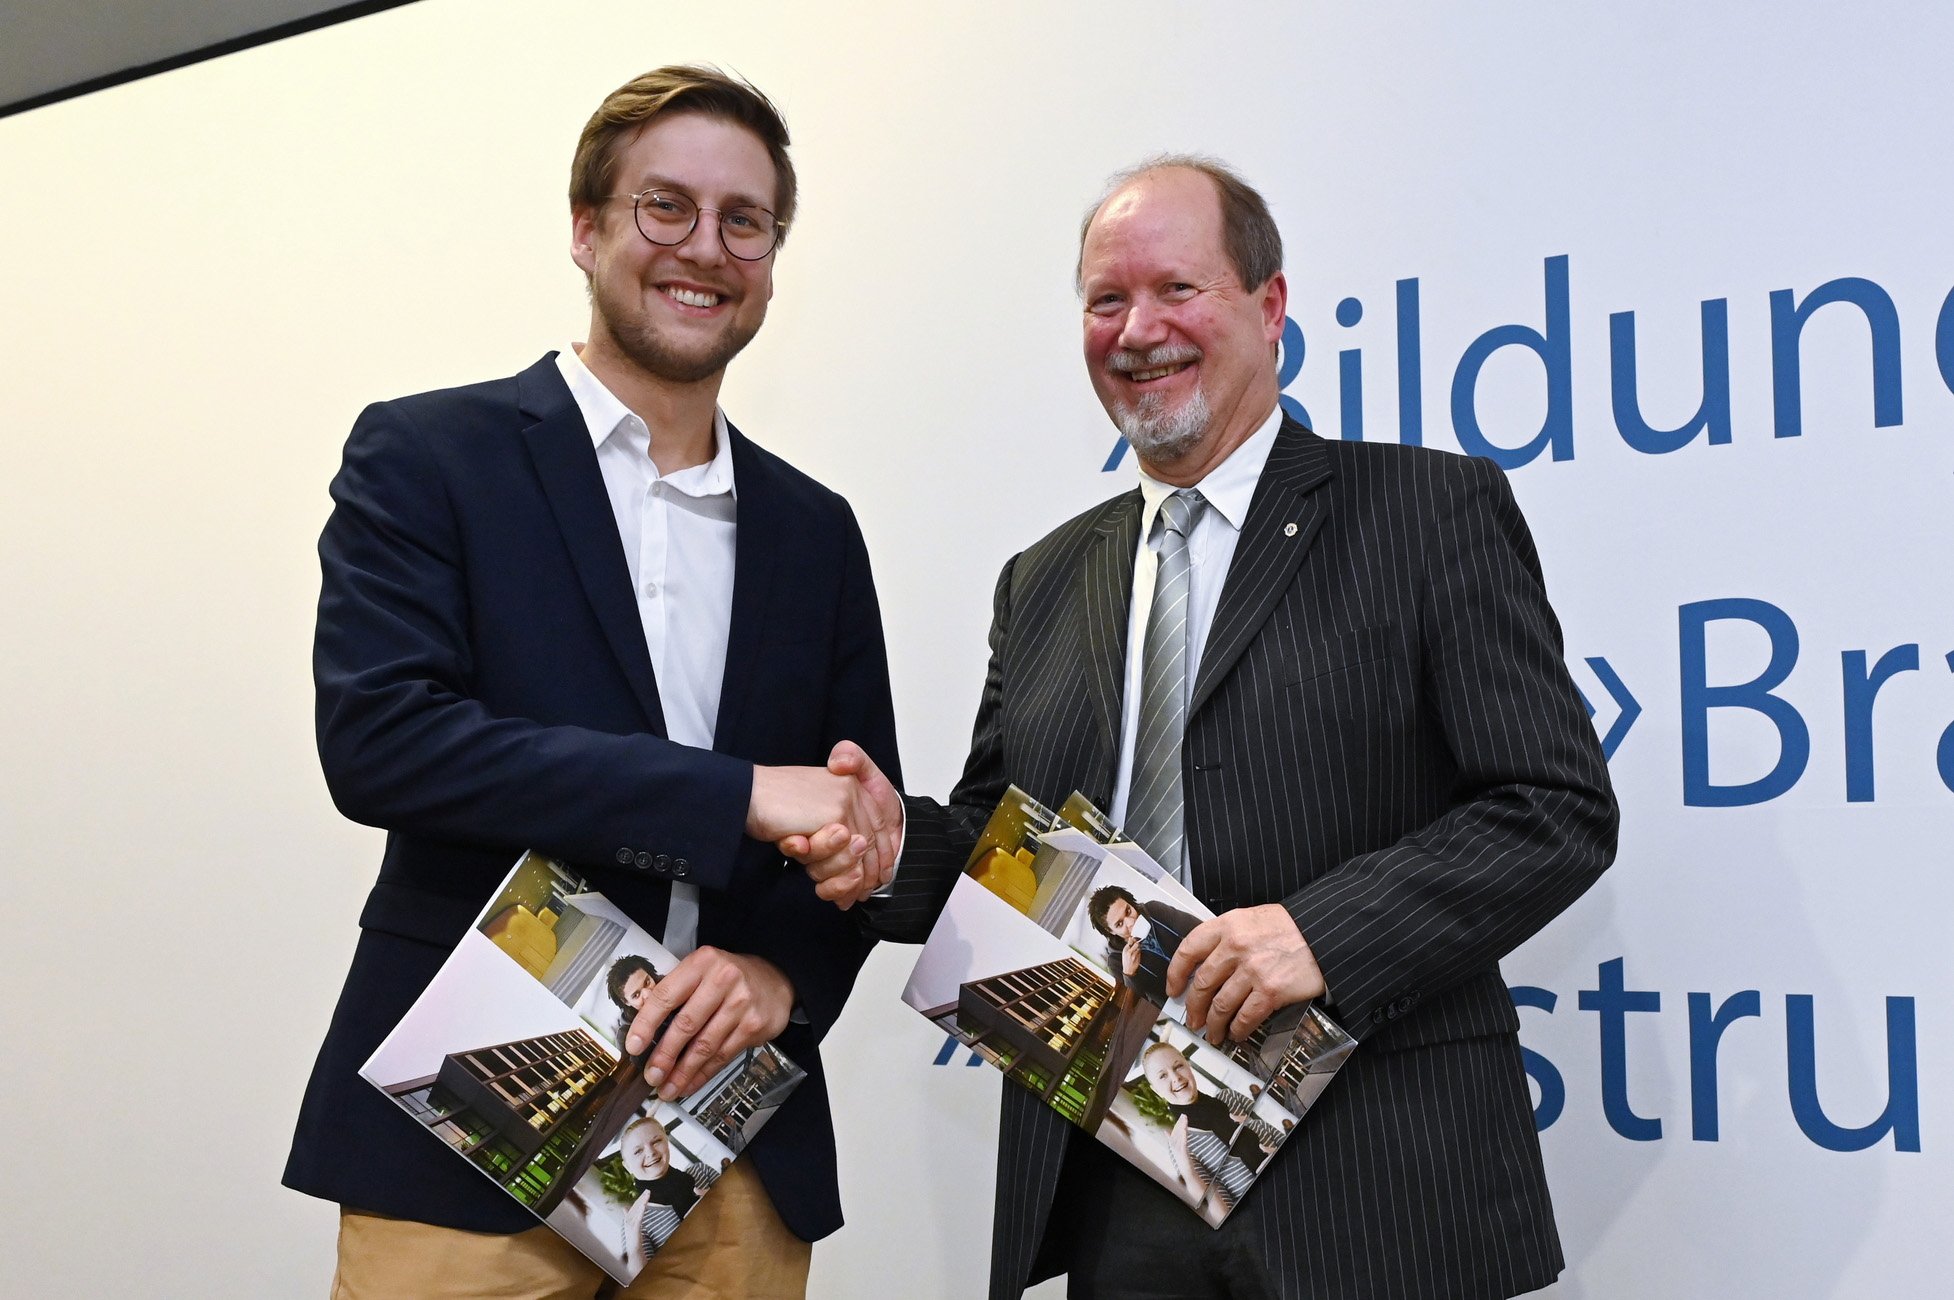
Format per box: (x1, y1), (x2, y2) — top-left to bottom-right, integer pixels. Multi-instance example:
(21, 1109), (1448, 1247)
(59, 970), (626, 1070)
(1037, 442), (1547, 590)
(872, 419), (1618, 1300)
(1126, 489), (1205, 881)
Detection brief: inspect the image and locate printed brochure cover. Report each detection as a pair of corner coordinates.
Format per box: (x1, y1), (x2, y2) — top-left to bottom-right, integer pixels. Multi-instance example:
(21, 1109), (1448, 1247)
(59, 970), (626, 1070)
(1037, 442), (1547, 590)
(360, 851), (805, 1282)
(904, 788), (1356, 1226)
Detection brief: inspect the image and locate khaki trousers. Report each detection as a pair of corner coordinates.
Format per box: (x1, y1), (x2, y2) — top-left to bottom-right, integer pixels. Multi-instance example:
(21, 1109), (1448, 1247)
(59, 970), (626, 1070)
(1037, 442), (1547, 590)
(331, 1161), (811, 1299)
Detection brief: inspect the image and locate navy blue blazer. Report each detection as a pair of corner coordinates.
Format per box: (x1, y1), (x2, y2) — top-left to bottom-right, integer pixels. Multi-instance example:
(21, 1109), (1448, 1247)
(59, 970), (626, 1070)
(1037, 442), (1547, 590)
(283, 354), (900, 1242)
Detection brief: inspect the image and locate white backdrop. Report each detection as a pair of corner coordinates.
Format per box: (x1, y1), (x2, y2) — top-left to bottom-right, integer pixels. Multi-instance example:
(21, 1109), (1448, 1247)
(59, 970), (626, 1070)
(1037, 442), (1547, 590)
(1, 3), (1946, 1297)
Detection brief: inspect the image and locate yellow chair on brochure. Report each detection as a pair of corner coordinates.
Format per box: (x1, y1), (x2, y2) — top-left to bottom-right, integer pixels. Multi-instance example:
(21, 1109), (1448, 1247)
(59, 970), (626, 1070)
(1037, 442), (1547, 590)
(971, 846), (1038, 915)
(482, 904), (560, 978)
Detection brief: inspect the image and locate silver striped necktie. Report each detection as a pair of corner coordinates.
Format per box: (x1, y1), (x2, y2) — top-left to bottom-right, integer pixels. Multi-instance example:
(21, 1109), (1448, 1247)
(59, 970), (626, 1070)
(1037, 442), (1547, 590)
(1126, 487), (1206, 884)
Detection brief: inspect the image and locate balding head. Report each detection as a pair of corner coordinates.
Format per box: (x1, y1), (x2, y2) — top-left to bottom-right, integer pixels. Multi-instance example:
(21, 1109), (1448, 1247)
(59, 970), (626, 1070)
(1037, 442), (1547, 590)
(1077, 155), (1283, 295)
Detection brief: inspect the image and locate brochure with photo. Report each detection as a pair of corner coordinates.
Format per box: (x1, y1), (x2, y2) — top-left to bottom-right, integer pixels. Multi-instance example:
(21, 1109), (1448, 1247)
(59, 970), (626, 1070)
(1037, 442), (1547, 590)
(904, 787), (1357, 1226)
(360, 852), (805, 1283)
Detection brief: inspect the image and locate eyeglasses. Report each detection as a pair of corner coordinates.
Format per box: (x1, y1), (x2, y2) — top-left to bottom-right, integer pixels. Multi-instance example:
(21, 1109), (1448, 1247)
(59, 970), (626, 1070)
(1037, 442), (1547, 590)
(614, 189), (785, 261)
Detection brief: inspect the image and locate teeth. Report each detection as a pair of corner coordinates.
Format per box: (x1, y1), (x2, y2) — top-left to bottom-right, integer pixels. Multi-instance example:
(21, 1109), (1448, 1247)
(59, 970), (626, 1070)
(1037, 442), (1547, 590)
(1130, 364), (1187, 382)
(663, 286), (722, 308)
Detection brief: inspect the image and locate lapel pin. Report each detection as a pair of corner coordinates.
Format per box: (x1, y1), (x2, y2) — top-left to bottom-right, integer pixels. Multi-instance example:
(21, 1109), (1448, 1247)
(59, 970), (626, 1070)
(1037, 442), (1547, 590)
(1284, 522), (1299, 537)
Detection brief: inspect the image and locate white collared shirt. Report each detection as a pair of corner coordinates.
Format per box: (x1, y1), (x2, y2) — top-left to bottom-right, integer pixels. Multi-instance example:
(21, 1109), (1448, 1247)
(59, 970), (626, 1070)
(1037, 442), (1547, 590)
(555, 347), (739, 956)
(1110, 404), (1284, 828)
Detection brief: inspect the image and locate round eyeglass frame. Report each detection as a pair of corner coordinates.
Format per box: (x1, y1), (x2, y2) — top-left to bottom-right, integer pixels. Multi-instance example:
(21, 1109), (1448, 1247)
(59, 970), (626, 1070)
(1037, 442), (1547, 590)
(616, 188), (785, 261)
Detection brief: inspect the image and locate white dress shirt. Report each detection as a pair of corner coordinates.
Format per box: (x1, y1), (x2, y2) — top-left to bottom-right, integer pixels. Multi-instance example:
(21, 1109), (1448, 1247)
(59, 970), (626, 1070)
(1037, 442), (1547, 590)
(1110, 404), (1284, 828)
(556, 346), (738, 956)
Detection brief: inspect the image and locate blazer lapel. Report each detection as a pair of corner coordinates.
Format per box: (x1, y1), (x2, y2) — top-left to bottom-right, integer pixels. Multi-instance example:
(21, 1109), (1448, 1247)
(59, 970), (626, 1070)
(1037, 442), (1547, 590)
(713, 423), (777, 751)
(1190, 418), (1335, 718)
(1079, 491), (1142, 788)
(517, 356), (668, 734)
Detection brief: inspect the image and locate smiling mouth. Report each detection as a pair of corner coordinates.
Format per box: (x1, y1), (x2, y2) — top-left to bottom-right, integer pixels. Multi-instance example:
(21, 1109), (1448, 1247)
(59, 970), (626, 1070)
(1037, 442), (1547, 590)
(661, 285), (726, 309)
(1126, 360), (1193, 383)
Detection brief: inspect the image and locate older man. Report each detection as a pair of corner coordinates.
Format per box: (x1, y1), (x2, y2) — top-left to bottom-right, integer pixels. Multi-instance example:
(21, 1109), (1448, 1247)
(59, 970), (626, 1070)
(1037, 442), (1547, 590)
(794, 156), (1618, 1299)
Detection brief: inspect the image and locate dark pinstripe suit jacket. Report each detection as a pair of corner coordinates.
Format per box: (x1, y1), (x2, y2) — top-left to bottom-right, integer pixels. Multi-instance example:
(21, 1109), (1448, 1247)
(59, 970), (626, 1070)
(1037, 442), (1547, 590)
(871, 418), (1618, 1300)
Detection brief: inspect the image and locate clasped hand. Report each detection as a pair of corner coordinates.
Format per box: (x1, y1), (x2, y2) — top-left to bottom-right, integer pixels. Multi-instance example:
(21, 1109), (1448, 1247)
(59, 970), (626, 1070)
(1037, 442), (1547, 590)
(770, 741), (903, 908)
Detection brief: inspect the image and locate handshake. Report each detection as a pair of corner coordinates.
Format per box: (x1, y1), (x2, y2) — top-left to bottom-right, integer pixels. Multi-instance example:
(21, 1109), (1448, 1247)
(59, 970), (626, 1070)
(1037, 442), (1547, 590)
(745, 741), (902, 909)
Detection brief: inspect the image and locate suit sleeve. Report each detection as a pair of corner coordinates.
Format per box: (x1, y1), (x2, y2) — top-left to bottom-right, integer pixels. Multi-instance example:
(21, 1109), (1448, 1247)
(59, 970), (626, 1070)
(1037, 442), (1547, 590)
(856, 555), (1020, 943)
(314, 401), (757, 890)
(730, 503), (896, 1035)
(1283, 455), (1618, 1031)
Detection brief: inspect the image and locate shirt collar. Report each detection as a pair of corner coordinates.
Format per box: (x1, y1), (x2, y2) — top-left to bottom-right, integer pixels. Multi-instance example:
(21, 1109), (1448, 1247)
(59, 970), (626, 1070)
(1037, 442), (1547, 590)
(1135, 402), (1284, 534)
(554, 346), (736, 498)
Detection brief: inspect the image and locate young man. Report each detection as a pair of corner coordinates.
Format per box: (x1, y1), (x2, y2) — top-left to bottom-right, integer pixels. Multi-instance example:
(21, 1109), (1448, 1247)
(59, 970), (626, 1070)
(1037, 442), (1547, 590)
(1086, 884), (1201, 1004)
(285, 66), (898, 1299)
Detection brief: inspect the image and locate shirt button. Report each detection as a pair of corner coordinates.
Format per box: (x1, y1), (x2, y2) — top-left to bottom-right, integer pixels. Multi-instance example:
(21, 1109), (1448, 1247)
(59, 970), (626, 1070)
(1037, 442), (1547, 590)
(643, 579), (659, 597)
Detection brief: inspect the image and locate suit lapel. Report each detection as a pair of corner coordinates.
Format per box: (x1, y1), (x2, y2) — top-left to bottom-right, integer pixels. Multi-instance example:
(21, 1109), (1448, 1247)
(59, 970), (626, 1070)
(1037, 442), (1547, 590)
(517, 356), (668, 734)
(714, 423), (777, 751)
(1080, 491), (1142, 779)
(1190, 418), (1335, 718)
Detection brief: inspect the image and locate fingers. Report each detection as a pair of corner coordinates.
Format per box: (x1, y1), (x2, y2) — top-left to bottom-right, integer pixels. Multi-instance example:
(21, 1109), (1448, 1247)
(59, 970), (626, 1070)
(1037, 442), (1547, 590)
(811, 862), (860, 898)
(1210, 967), (1279, 1043)
(781, 823), (877, 908)
(1226, 982), (1280, 1042)
(785, 822), (855, 872)
(827, 739), (870, 777)
(789, 812), (888, 908)
(792, 826), (874, 908)
(1181, 953), (1226, 1036)
(624, 959), (699, 1068)
(830, 740), (903, 872)
(636, 953), (731, 1092)
(813, 860), (869, 908)
(632, 950), (794, 1097)
(1178, 906), (1323, 1040)
(846, 794), (881, 885)
(661, 995), (751, 1100)
(1167, 918), (1222, 1002)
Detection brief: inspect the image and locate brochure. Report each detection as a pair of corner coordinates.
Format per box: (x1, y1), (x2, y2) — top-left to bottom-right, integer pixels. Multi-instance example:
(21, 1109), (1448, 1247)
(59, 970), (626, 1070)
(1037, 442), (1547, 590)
(904, 788), (1356, 1226)
(360, 851), (805, 1282)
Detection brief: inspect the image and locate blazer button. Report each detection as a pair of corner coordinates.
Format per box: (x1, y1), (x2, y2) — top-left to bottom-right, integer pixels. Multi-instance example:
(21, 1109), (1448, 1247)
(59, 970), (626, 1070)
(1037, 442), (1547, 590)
(654, 854), (671, 872)
(634, 851), (652, 869)
(673, 858), (690, 879)
(616, 848), (634, 866)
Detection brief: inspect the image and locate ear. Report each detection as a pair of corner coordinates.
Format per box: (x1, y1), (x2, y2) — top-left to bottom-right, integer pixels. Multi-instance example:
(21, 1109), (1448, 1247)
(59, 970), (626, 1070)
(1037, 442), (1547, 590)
(570, 205), (601, 276)
(1259, 270), (1288, 344)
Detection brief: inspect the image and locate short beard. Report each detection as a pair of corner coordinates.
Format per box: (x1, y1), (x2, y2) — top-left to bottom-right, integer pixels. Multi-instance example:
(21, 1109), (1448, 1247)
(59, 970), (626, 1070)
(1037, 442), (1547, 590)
(1115, 386), (1211, 464)
(594, 283), (761, 385)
